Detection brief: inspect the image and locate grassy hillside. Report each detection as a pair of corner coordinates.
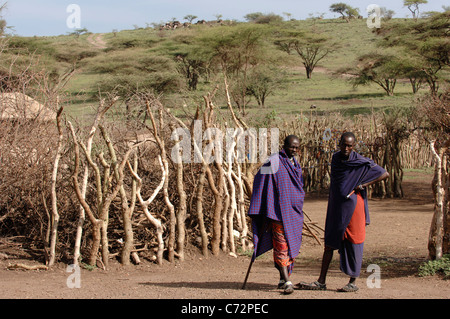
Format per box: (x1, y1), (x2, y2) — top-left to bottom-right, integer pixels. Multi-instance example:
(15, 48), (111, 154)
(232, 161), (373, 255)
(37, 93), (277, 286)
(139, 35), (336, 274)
(3, 18), (433, 125)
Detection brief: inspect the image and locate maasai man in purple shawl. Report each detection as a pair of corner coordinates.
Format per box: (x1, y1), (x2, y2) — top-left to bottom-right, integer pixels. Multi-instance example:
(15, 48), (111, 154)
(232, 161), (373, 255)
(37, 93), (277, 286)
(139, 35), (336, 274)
(298, 132), (388, 292)
(248, 135), (305, 295)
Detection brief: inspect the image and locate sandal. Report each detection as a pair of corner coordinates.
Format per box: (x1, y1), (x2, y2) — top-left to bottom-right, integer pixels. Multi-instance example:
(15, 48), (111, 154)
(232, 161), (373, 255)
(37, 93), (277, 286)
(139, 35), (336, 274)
(277, 279), (286, 289)
(296, 281), (327, 291)
(282, 281), (294, 295)
(337, 283), (359, 292)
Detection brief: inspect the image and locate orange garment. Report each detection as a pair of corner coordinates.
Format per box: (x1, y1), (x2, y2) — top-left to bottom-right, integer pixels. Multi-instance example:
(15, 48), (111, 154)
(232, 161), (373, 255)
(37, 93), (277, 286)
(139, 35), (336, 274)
(344, 193), (366, 244)
(271, 221), (294, 268)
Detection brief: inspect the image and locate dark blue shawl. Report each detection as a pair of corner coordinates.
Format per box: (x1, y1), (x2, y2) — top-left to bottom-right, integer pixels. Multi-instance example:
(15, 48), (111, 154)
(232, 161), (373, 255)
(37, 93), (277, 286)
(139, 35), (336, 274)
(325, 151), (386, 249)
(248, 149), (305, 262)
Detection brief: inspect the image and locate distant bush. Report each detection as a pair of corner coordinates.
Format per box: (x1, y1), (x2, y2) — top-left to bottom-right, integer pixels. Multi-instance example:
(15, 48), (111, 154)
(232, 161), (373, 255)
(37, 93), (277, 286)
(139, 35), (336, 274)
(244, 12), (284, 24)
(254, 13), (284, 24)
(91, 51), (184, 95)
(6, 37), (57, 57)
(107, 34), (161, 50)
(55, 50), (99, 64)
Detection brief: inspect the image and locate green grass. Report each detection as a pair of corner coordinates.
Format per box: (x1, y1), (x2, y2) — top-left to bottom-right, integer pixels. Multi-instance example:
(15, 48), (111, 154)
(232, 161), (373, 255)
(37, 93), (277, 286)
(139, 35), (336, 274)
(403, 167), (434, 180)
(4, 18), (428, 125)
(287, 18), (380, 72)
(404, 167), (434, 174)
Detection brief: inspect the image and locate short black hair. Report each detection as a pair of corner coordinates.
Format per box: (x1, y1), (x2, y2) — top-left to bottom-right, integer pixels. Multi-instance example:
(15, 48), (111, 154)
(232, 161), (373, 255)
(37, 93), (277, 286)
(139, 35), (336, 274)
(339, 132), (356, 144)
(284, 135), (299, 146)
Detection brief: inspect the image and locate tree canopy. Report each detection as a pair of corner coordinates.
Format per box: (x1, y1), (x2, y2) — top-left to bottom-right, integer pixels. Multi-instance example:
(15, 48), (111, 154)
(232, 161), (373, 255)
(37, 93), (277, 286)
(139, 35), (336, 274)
(377, 11), (449, 94)
(346, 52), (403, 96)
(329, 2), (360, 22)
(275, 29), (338, 79)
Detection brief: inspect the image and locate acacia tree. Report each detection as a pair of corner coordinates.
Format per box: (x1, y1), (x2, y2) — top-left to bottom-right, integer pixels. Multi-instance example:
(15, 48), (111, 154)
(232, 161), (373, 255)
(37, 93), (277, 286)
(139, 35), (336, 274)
(175, 54), (207, 90)
(172, 33), (210, 91)
(404, 0), (428, 19)
(398, 56), (428, 93)
(68, 28), (89, 38)
(197, 24), (269, 114)
(345, 53), (404, 96)
(246, 65), (283, 107)
(184, 15), (197, 23)
(329, 3), (360, 22)
(275, 29), (337, 79)
(94, 52), (183, 98)
(244, 12), (264, 22)
(377, 12), (449, 95)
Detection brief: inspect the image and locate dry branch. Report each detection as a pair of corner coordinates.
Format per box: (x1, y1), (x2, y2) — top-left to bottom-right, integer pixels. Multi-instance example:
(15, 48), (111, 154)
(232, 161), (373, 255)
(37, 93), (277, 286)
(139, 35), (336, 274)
(127, 155), (166, 265)
(7, 263), (48, 271)
(99, 125), (145, 266)
(146, 101), (176, 262)
(48, 105), (64, 267)
(170, 123), (188, 261)
(73, 97), (118, 266)
(428, 140), (448, 259)
(68, 121), (104, 266)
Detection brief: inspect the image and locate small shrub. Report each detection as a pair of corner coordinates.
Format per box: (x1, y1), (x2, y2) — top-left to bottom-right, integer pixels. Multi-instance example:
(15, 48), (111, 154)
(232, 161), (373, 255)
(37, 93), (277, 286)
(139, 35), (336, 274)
(418, 254), (450, 279)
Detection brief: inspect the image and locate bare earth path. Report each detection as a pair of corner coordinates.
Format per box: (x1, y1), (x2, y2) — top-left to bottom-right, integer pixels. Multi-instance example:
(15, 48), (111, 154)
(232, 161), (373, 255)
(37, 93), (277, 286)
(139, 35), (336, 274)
(87, 33), (107, 49)
(0, 170), (448, 306)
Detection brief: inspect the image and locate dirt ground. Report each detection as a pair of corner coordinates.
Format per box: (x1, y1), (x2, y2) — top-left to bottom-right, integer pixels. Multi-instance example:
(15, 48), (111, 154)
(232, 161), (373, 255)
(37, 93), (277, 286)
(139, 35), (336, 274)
(0, 170), (448, 303)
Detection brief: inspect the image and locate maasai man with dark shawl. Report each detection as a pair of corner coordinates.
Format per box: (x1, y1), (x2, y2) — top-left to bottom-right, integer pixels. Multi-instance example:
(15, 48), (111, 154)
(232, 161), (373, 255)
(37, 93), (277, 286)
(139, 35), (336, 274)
(248, 135), (305, 294)
(298, 132), (388, 292)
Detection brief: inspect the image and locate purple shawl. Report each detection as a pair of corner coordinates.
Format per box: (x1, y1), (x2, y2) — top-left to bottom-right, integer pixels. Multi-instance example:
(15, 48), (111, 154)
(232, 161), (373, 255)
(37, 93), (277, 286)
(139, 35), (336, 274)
(248, 149), (305, 262)
(324, 151), (386, 249)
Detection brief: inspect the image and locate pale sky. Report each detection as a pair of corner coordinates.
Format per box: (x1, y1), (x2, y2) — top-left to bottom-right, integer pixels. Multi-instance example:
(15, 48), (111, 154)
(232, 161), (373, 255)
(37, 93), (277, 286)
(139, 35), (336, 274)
(2, 0), (448, 36)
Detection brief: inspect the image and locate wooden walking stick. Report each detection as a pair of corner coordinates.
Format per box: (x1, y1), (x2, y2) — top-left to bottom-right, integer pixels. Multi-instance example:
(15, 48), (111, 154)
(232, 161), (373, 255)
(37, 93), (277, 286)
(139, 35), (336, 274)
(242, 219), (268, 290)
(241, 256), (255, 290)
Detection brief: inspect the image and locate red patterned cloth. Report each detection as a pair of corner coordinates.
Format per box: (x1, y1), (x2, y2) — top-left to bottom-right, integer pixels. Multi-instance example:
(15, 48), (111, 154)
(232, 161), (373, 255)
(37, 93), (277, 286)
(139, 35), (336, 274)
(271, 221), (294, 268)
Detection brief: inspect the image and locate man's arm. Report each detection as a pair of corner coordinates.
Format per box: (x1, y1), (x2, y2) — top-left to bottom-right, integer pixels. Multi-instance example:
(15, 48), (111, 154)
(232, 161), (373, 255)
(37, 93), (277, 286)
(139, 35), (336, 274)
(359, 171), (389, 189)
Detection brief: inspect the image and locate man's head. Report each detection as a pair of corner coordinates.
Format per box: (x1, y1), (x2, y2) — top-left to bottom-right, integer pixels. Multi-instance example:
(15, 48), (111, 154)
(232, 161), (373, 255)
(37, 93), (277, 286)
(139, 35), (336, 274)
(339, 132), (356, 158)
(283, 135), (300, 158)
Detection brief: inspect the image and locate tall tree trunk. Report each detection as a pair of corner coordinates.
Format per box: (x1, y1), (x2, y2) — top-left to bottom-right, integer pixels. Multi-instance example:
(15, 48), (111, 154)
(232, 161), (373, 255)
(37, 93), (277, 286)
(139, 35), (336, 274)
(305, 66), (312, 79)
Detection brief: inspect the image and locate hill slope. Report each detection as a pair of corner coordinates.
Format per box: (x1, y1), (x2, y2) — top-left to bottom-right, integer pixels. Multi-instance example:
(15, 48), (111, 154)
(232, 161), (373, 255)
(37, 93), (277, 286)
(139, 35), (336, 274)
(2, 18), (432, 123)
